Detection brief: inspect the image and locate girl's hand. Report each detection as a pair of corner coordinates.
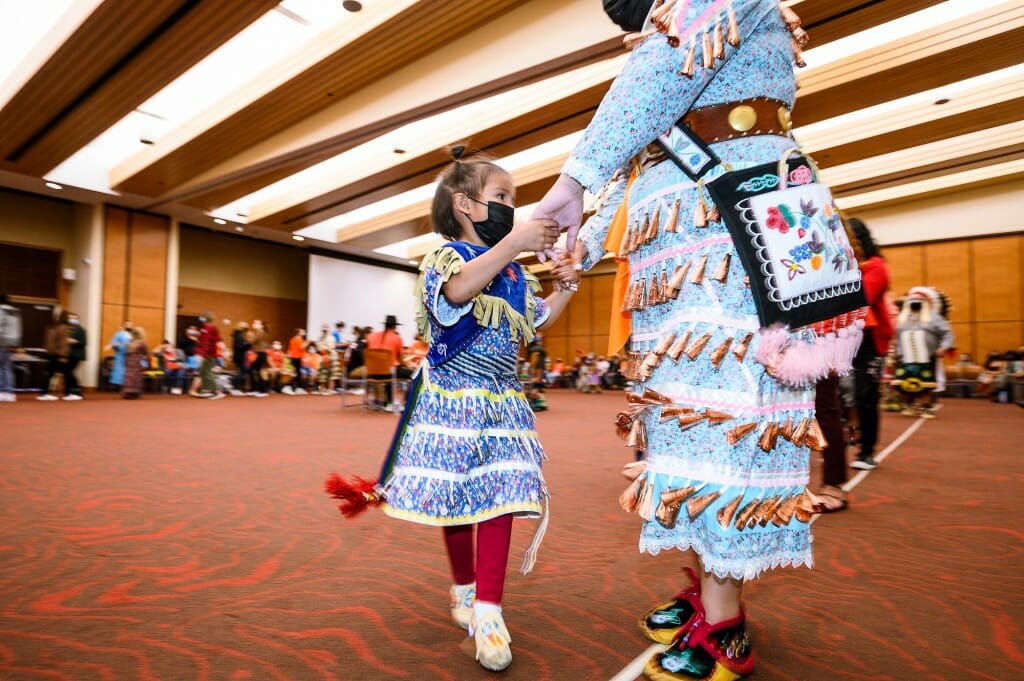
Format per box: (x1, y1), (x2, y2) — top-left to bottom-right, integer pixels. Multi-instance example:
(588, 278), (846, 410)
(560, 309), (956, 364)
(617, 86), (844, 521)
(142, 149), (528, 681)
(508, 217), (560, 253)
(549, 250), (580, 292)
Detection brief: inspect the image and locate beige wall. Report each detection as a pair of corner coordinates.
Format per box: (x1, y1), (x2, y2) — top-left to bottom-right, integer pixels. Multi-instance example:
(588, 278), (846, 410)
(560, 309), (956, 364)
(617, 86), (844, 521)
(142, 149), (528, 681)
(0, 188), (75, 266)
(178, 226), (308, 300)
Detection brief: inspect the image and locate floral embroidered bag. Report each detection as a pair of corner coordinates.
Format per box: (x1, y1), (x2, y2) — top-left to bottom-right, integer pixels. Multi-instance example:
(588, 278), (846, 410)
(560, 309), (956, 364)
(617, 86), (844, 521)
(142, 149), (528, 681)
(704, 148), (867, 329)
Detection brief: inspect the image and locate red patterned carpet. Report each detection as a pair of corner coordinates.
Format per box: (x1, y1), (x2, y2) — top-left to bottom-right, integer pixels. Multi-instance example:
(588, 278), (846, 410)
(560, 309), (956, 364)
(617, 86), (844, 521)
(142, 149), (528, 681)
(0, 390), (1021, 681)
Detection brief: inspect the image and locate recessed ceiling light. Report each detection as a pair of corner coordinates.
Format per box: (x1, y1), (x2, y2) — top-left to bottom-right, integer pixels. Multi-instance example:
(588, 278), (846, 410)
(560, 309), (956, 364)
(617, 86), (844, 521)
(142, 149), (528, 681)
(213, 218), (227, 225)
(235, 226), (244, 232)
(292, 235), (305, 241)
(342, 1), (362, 11)
(408, 260), (417, 265)
(45, 181), (62, 190)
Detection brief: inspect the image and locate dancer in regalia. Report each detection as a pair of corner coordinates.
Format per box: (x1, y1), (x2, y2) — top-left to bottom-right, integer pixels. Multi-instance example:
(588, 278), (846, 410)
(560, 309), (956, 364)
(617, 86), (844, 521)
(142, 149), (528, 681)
(327, 149), (578, 672)
(532, 2), (833, 679)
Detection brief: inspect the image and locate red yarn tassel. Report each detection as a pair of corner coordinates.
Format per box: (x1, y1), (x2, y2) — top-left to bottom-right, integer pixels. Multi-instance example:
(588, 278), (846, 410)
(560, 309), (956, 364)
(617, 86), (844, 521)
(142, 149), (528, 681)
(325, 473), (383, 518)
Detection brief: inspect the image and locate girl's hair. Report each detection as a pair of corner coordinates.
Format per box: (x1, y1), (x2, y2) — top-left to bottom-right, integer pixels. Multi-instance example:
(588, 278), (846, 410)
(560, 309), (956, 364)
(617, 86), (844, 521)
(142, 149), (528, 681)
(430, 145), (506, 240)
(846, 217), (882, 260)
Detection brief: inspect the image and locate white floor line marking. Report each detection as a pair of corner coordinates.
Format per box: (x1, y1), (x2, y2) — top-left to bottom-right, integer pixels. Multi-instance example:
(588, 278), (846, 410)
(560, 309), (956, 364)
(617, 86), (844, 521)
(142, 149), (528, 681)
(607, 406), (936, 680)
(608, 643), (665, 681)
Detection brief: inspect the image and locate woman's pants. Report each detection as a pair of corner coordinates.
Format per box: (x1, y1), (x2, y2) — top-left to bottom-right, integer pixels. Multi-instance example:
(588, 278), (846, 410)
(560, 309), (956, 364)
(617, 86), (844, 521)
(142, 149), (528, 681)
(249, 352), (267, 392)
(815, 373), (847, 487)
(853, 331), (882, 459)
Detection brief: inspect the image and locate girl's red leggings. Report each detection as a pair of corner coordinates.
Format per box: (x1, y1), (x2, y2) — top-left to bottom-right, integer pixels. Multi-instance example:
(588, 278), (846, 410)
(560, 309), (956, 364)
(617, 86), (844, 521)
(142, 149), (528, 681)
(442, 514), (513, 604)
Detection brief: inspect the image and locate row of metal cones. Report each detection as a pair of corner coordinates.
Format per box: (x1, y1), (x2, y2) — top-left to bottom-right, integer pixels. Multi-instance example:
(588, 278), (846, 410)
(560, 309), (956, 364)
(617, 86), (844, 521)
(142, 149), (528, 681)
(623, 1), (809, 72)
(621, 473), (821, 531)
(633, 329), (755, 382)
(622, 251), (740, 312)
(618, 198), (721, 259)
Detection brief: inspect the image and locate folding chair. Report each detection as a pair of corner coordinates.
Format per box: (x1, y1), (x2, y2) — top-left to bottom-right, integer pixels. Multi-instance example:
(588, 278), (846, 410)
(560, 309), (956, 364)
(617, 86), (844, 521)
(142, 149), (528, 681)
(361, 348), (397, 412)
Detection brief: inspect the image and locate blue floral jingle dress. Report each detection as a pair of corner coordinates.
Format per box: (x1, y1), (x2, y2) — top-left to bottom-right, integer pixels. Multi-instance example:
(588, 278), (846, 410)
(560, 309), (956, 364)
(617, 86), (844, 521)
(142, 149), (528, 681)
(573, 0), (814, 581)
(381, 242), (549, 537)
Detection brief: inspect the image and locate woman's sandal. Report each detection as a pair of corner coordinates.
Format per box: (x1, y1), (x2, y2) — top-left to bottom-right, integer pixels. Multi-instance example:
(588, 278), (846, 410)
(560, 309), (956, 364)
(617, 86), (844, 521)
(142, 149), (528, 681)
(817, 486), (849, 514)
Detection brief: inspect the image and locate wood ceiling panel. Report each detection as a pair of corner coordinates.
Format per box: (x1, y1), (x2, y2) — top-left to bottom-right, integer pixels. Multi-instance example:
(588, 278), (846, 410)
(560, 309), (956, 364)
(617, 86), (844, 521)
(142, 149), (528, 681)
(0, 0), (186, 161)
(112, 0), (524, 197)
(796, 0), (945, 45)
(10, 0), (279, 176)
(272, 89), (608, 231)
(812, 98), (1024, 168)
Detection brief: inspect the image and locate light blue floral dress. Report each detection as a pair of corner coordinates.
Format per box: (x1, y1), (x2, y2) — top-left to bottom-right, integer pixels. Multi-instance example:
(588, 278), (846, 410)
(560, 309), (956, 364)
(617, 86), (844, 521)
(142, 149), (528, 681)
(381, 242), (550, 526)
(573, 0), (814, 581)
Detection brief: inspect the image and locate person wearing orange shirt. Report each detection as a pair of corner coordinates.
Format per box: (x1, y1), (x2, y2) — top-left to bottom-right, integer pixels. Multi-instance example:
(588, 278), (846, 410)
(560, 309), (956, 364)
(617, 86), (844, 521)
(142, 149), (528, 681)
(365, 315), (412, 406)
(285, 328), (307, 395)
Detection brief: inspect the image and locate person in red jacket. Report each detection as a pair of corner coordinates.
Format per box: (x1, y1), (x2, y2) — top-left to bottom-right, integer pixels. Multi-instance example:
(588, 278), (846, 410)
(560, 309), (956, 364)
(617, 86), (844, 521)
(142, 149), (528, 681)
(847, 218), (893, 470)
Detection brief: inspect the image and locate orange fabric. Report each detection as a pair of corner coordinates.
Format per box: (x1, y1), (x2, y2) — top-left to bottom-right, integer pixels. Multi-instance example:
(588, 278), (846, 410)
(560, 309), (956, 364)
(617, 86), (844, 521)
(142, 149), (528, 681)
(604, 169), (638, 356)
(287, 336), (305, 359)
(366, 329), (404, 367)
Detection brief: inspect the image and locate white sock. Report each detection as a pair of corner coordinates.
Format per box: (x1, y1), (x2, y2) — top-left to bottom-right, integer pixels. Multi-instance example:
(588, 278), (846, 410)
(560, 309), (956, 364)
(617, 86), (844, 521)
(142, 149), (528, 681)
(473, 601), (502, 621)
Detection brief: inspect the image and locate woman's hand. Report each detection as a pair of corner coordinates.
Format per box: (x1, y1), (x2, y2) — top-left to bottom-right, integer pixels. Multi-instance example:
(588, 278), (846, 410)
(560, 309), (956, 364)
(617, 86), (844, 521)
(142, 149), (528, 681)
(531, 174), (585, 256)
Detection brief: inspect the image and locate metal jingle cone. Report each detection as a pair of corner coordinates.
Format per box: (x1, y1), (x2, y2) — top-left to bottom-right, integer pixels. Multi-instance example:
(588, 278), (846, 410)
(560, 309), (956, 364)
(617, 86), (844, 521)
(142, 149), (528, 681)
(803, 418), (828, 452)
(693, 197), (707, 228)
(686, 490), (722, 521)
(624, 29), (656, 50)
(626, 417), (647, 449)
(743, 276), (751, 288)
(646, 209), (661, 243)
(689, 254), (708, 285)
(792, 416), (811, 446)
(668, 261), (691, 298)
(655, 485), (698, 529)
(638, 277), (649, 309)
(757, 496), (783, 527)
(712, 252), (731, 284)
(774, 495), (798, 525)
(778, 416), (795, 442)
(654, 332), (676, 357)
(647, 275), (661, 306)
(705, 409), (735, 425)
(617, 220), (633, 255)
(794, 491), (817, 523)
(667, 330), (692, 363)
(660, 405), (694, 422)
(733, 498), (761, 530)
(651, 0), (677, 33)
(678, 411), (708, 430)
(665, 198), (681, 233)
(757, 422), (778, 452)
(642, 388), (672, 404)
(619, 476), (645, 512)
(680, 39), (696, 78)
(701, 29), (715, 68)
(732, 332), (753, 362)
(713, 20), (725, 59)
(622, 460), (646, 481)
(725, 421), (758, 445)
(726, 7), (741, 46)
(659, 269), (669, 302)
(709, 336), (733, 370)
(637, 477), (655, 521)
(638, 213), (650, 247)
(707, 203), (721, 223)
(716, 494), (743, 529)
(684, 331), (713, 361)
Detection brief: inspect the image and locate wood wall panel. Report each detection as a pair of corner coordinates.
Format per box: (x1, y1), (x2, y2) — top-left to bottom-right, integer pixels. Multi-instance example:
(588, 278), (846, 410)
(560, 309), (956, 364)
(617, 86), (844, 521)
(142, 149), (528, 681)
(126, 306), (166, 347)
(127, 212), (168, 309)
(947, 321), (974, 363)
(177, 286), (306, 349)
(923, 241), (972, 322)
(974, 322), (1024, 362)
(103, 206), (129, 305)
(972, 235), (1022, 322)
(100, 303), (127, 353)
(589, 273), (614, 339)
(883, 244), (925, 302)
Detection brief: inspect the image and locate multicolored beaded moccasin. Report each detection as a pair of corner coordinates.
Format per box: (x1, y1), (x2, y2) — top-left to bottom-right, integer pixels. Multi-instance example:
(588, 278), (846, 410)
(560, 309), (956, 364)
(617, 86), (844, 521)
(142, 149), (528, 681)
(640, 567), (703, 645)
(644, 610), (754, 681)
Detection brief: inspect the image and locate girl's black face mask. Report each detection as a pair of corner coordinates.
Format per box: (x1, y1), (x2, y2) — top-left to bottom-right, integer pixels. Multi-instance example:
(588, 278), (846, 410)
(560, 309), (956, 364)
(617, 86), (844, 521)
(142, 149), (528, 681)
(603, 0), (656, 32)
(468, 198), (514, 247)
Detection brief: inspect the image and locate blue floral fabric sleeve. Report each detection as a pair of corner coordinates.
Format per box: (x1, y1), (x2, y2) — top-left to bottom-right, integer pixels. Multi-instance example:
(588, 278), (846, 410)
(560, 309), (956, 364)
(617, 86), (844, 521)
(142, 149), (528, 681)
(422, 248), (473, 328)
(563, 0), (784, 192)
(578, 169), (628, 271)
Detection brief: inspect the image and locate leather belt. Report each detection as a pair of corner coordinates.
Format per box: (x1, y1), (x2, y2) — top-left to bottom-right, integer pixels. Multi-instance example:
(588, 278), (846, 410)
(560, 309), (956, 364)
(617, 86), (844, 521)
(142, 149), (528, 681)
(680, 97), (792, 144)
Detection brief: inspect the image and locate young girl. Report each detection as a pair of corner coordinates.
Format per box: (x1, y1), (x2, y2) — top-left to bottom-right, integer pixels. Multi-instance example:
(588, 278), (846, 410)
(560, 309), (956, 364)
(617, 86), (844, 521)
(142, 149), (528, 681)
(329, 150), (578, 671)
